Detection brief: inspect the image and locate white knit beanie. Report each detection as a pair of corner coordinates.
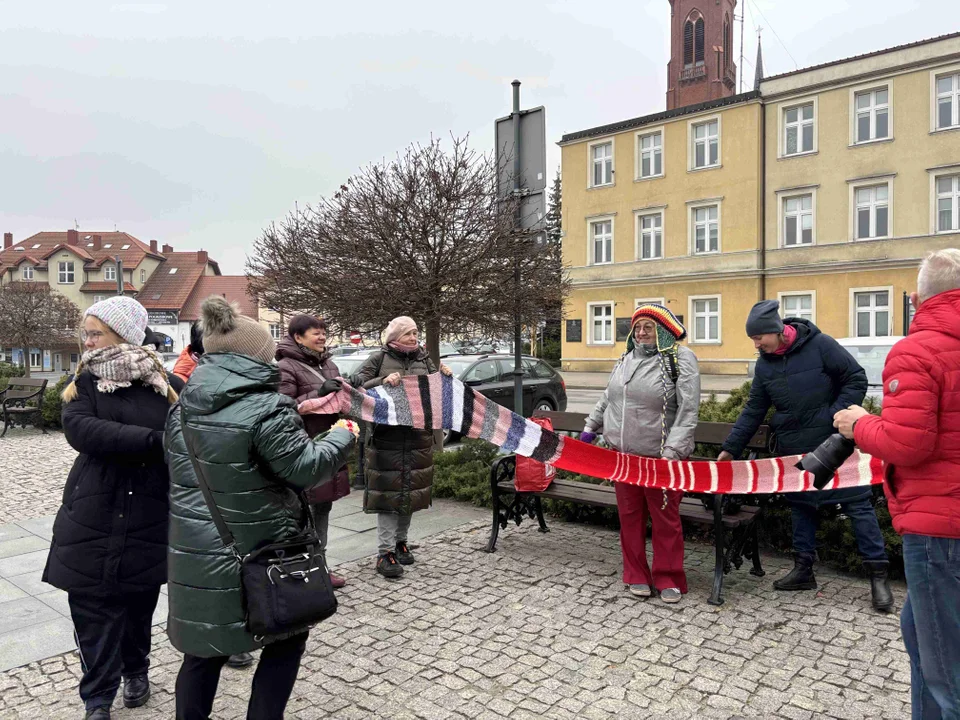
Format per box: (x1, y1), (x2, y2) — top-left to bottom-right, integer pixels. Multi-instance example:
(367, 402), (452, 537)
(84, 297), (148, 346)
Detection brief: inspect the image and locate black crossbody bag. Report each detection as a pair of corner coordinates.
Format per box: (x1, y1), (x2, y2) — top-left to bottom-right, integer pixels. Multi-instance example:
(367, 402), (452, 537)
(182, 424), (338, 638)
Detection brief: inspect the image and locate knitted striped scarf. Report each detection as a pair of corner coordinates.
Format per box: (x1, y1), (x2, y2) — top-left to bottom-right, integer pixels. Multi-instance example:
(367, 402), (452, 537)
(299, 374), (883, 494)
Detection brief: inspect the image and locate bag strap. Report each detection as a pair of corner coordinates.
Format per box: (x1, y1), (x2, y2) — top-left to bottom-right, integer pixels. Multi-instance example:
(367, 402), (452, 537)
(296, 359), (328, 384)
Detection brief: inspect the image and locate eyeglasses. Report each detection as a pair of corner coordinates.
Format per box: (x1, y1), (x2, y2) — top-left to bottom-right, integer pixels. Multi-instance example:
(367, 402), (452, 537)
(80, 330), (105, 342)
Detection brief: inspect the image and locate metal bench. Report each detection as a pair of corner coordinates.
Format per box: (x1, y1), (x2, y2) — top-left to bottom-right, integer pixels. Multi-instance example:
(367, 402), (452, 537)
(486, 410), (771, 605)
(1, 377), (49, 437)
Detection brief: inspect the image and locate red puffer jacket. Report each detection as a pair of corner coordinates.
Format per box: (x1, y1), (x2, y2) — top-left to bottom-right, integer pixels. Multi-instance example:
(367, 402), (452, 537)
(854, 288), (960, 539)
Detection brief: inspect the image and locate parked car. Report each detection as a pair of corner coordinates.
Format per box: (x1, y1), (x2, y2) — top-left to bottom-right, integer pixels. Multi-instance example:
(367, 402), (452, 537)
(160, 353), (179, 373)
(836, 336), (904, 404)
(442, 354), (567, 415)
(332, 350), (374, 379)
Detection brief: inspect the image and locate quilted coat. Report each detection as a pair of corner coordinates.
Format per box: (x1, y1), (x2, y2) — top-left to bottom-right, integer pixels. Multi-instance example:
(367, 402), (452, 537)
(43, 370), (184, 595)
(854, 288), (960, 538)
(165, 352), (354, 657)
(349, 346), (437, 515)
(275, 336), (350, 504)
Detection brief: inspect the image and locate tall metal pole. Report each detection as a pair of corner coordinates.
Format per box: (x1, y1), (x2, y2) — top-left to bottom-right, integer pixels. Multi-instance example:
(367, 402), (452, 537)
(512, 80), (524, 414)
(738, 3), (745, 93)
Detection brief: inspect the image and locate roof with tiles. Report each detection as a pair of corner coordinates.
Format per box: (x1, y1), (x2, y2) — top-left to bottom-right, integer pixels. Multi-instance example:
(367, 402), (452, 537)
(180, 275), (258, 321)
(137, 250), (221, 311)
(0, 230), (164, 273)
(79, 281), (137, 293)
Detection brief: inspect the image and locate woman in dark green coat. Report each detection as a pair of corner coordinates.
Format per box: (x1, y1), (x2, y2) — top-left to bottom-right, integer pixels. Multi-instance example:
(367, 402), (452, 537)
(165, 297), (357, 720)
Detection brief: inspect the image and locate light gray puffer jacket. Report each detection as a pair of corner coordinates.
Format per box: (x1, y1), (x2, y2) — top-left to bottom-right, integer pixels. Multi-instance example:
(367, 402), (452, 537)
(584, 345), (701, 459)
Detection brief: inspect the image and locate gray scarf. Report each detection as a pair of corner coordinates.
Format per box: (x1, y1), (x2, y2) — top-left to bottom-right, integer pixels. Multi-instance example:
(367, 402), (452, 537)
(82, 344), (169, 397)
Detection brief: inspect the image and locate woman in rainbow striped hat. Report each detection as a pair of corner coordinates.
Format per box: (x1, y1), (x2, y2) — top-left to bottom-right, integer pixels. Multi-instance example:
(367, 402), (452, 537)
(581, 304), (701, 603)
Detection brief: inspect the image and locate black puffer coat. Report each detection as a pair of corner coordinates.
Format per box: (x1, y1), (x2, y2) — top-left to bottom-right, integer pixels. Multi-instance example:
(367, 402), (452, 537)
(723, 319), (867, 457)
(349, 346), (437, 515)
(43, 370), (184, 595)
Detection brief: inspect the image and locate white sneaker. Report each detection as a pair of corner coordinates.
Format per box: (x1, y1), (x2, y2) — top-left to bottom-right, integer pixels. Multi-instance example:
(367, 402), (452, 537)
(660, 587), (682, 603)
(628, 584), (652, 597)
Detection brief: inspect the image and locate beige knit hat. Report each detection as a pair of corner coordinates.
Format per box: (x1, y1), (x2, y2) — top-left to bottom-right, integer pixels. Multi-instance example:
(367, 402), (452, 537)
(200, 296), (275, 364)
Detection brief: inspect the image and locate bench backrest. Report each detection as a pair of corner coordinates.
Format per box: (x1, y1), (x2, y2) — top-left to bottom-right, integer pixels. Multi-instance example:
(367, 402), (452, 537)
(533, 410), (770, 452)
(2, 378), (48, 401)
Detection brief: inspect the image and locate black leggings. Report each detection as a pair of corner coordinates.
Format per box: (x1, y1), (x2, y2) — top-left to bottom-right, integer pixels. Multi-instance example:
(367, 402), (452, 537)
(174, 632), (308, 720)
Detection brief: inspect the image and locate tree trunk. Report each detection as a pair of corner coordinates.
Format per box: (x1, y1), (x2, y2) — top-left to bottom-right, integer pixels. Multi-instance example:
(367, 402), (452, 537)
(424, 317), (441, 369)
(21, 348), (30, 378)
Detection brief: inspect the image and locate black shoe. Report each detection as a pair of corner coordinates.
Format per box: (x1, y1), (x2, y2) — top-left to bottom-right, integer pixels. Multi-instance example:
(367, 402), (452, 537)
(864, 560), (895, 612)
(122, 673), (150, 708)
(226, 651), (255, 668)
(395, 541), (415, 565)
(773, 553), (817, 591)
(85, 708), (111, 720)
(376, 552), (404, 578)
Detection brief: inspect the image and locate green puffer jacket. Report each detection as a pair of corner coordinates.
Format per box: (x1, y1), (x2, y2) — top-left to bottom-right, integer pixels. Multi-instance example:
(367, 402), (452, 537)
(164, 353), (354, 658)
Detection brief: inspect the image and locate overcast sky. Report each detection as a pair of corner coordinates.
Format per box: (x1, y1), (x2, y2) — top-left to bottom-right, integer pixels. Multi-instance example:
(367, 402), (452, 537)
(0, 0), (953, 273)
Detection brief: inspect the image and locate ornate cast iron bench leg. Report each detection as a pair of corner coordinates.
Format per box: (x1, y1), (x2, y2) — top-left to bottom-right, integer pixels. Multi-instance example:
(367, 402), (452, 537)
(487, 464), (504, 553)
(748, 514), (765, 577)
(708, 494), (725, 606)
(534, 497), (549, 533)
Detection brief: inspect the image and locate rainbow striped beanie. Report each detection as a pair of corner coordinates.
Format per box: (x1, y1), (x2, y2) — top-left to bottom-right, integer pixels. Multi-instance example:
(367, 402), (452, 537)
(626, 303), (687, 353)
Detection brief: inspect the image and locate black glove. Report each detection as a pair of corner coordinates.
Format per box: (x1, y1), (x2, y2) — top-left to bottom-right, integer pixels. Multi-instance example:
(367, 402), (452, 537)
(317, 378), (343, 397)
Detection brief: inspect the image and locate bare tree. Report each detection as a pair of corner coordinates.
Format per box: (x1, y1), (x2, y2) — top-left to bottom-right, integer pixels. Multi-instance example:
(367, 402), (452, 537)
(0, 283), (81, 377)
(248, 136), (569, 363)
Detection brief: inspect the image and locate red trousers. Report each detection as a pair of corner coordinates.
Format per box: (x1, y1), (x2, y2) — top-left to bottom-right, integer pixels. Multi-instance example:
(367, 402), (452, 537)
(614, 483), (687, 593)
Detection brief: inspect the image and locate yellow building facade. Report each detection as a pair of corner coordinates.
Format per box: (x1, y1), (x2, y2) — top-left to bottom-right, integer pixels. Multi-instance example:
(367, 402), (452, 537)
(561, 33), (960, 374)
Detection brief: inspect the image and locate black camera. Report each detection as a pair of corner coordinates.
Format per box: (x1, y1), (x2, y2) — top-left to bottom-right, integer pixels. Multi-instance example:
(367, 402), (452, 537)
(795, 433), (856, 490)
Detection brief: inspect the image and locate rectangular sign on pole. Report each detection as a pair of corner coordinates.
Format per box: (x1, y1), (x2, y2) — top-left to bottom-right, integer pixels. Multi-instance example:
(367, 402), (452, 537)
(494, 106), (546, 198)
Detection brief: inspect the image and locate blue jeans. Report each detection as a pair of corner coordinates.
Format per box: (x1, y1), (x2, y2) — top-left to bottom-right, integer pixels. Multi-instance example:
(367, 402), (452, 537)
(901, 534), (960, 720)
(785, 487), (887, 562)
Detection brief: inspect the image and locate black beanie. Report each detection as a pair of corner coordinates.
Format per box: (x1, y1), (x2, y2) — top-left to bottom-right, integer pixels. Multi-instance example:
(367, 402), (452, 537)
(745, 300), (785, 336)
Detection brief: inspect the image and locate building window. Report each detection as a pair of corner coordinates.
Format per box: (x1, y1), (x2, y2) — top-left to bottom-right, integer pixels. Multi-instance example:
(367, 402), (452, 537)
(936, 72), (960, 130)
(784, 103), (815, 155)
(694, 18), (704, 65)
(692, 204), (720, 254)
(140, 269), (146, 283)
(783, 194), (814, 246)
(723, 17), (730, 69)
(104, 264), (116, 281)
(855, 184), (890, 239)
(589, 218), (613, 265)
(691, 296), (720, 343)
(588, 303), (613, 345)
(638, 212), (663, 260)
(269, 323), (284, 341)
(58, 261), (75, 284)
(692, 119), (719, 169)
(854, 290), (891, 337)
(936, 174), (960, 233)
(638, 130), (663, 179)
(780, 293), (815, 322)
(20, 265), (34, 281)
(93, 295), (106, 303)
(29, 350), (42, 369)
(855, 87), (890, 143)
(589, 141), (613, 187)
(683, 20), (694, 67)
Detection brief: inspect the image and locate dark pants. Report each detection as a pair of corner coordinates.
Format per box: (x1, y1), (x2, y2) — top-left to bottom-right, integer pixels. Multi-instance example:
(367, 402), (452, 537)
(175, 632), (308, 720)
(901, 535), (960, 720)
(68, 586), (161, 711)
(785, 488), (887, 562)
(310, 500), (332, 549)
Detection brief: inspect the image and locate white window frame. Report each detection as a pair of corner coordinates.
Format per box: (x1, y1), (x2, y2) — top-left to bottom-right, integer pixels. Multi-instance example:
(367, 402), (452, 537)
(776, 187), (817, 248)
(58, 261), (75, 284)
(269, 323), (284, 341)
(104, 264), (117, 281)
(931, 64), (960, 133)
(93, 295), (106, 303)
(635, 297), (666, 308)
(586, 214), (615, 266)
(688, 115), (721, 171)
(587, 138), (615, 188)
(777, 291), (817, 324)
(688, 294), (722, 345)
(848, 176), (894, 242)
(687, 198), (722, 255)
(635, 208), (665, 261)
(29, 350), (42, 370)
(930, 166), (960, 235)
(779, 98), (818, 158)
(586, 302), (615, 346)
(20, 265), (34, 281)
(849, 286), (894, 338)
(850, 82), (893, 146)
(140, 268), (146, 283)
(635, 126), (664, 180)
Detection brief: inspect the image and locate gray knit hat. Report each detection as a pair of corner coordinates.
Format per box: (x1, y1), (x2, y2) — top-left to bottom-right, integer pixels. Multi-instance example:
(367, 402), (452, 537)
(745, 300), (785, 336)
(200, 296), (275, 364)
(85, 296), (148, 346)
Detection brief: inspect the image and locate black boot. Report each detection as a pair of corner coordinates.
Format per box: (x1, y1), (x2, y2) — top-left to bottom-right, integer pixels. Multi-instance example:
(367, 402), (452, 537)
(773, 552), (817, 591)
(122, 674), (150, 708)
(84, 709), (111, 720)
(864, 560), (895, 613)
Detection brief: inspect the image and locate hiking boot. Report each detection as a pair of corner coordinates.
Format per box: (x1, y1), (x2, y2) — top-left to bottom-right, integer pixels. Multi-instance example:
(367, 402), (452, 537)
(122, 674), (150, 708)
(376, 552), (404, 578)
(627, 584), (652, 598)
(660, 588), (682, 604)
(864, 560), (895, 613)
(395, 541), (415, 565)
(225, 652), (255, 668)
(329, 572), (346, 589)
(773, 553), (817, 591)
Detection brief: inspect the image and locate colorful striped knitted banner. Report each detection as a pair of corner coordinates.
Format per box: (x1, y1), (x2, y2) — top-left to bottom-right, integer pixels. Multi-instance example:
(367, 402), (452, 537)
(298, 373), (884, 494)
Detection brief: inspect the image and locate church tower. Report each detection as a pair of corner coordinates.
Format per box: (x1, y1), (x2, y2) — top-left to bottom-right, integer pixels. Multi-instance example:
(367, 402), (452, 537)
(666, 0), (738, 110)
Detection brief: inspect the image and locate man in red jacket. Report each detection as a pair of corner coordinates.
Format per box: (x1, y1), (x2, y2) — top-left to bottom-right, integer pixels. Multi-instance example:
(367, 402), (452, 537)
(835, 249), (960, 720)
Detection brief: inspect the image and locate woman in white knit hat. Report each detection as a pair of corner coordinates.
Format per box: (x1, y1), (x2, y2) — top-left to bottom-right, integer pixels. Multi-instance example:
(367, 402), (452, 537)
(42, 296), (184, 720)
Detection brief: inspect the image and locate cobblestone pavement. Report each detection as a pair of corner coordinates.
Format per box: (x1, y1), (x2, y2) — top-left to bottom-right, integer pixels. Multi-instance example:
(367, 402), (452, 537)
(0, 512), (911, 720)
(0, 430), (74, 523)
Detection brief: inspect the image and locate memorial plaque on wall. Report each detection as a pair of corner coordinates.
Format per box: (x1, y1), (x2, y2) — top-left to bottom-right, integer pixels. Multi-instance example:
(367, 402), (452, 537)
(615, 317), (632, 342)
(565, 319), (582, 343)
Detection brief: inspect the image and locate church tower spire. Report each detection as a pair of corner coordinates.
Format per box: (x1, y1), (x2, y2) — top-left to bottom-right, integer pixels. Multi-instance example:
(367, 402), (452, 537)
(666, 0), (738, 110)
(754, 33), (764, 91)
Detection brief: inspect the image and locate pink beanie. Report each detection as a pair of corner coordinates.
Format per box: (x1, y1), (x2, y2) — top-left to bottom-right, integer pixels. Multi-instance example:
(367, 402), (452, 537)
(383, 316), (418, 345)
